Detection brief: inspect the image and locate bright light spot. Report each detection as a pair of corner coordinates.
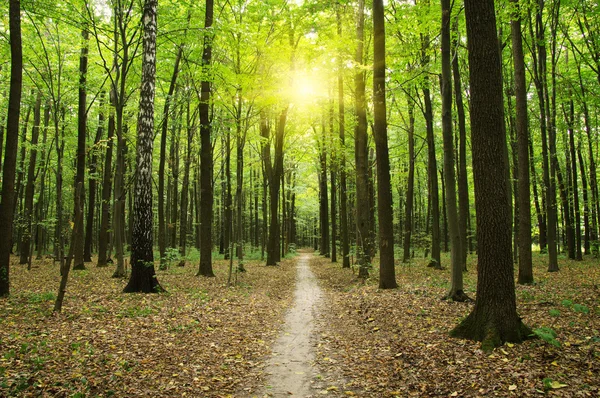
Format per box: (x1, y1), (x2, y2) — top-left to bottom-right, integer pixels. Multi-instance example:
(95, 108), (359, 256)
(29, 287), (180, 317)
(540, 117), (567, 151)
(290, 71), (327, 104)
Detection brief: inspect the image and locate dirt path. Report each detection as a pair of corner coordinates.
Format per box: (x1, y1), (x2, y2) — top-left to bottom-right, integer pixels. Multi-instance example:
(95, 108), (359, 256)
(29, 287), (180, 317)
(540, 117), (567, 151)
(261, 252), (322, 397)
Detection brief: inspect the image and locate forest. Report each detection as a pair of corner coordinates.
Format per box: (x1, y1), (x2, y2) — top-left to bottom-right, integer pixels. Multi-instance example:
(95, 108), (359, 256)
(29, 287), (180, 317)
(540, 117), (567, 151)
(0, 0), (599, 396)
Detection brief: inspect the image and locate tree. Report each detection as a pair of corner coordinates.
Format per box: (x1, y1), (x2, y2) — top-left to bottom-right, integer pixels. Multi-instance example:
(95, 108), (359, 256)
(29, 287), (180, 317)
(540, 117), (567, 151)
(0, 0), (23, 297)
(373, 0), (397, 289)
(197, 0), (216, 277)
(440, 0), (466, 301)
(73, 23), (89, 271)
(510, 0), (533, 284)
(336, 3), (350, 269)
(354, 0), (370, 278)
(19, 93), (42, 267)
(123, 0), (162, 293)
(451, 0), (531, 350)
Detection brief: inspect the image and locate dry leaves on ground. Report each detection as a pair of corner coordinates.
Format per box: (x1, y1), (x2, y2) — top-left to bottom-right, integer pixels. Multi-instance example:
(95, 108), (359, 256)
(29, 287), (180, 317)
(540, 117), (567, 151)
(311, 253), (599, 397)
(0, 255), (296, 397)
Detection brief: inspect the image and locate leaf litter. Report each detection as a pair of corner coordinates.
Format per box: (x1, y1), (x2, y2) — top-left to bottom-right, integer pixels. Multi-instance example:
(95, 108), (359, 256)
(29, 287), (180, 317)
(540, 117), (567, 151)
(0, 255), (296, 397)
(310, 253), (599, 397)
(1, 252), (598, 397)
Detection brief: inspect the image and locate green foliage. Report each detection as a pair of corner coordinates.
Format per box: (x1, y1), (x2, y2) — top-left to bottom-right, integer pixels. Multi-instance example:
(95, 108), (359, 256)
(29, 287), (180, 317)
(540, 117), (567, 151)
(532, 327), (560, 347)
(549, 308), (561, 317)
(25, 291), (56, 304)
(117, 306), (154, 318)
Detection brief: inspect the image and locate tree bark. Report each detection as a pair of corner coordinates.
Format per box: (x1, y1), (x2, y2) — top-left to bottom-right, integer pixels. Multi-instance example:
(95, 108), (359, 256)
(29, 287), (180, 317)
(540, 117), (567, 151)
(158, 45), (183, 268)
(451, 0), (531, 350)
(197, 0), (215, 277)
(403, 93), (415, 263)
(511, 0), (533, 284)
(354, 0), (370, 278)
(19, 93), (42, 266)
(97, 89), (115, 267)
(0, 0), (22, 296)
(452, 19), (470, 271)
(84, 92), (105, 263)
(73, 26), (89, 271)
(123, 0), (162, 293)
(373, 0), (397, 289)
(440, 0), (466, 300)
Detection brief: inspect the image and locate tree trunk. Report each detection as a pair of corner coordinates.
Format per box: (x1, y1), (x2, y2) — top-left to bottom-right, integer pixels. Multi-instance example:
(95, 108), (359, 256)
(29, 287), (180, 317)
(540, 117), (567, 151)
(97, 89), (115, 267)
(158, 45), (183, 269)
(35, 103), (50, 260)
(354, 0), (370, 278)
(319, 124), (329, 258)
(451, 0), (531, 351)
(373, 0), (397, 289)
(566, 99), (582, 260)
(452, 18), (470, 271)
(178, 101), (194, 266)
(19, 92), (42, 266)
(329, 101), (337, 263)
(0, 0), (22, 296)
(403, 93), (415, 263)
(84, 92), (105, 263)
(54, 183), (83, 312)
(422, 83), (441, 269)
(197, 0), (215, 277)
(577, 143), (591, 255)
(123, 0), (162, 293)
(73, 26), (89, 271)
(440, 0), (466, 300)
(266, 109), (287, 266)
(337, 5), (350, 269)
(511, 0), (533, 284)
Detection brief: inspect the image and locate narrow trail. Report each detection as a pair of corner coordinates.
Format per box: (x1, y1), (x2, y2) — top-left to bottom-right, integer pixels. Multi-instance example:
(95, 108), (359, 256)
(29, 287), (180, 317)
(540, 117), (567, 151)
(261, 252), (323, 397)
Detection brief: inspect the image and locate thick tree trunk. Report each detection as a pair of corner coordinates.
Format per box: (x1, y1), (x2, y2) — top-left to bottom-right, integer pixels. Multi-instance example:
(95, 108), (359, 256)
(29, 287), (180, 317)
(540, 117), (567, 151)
(511, 0), (533, 284)
(451, 0), (531, 350)
(123, 0), (162, 293)
(373, 0), (397, 289)
(197, 0), (215, 277)
(0, 0), (22, 296)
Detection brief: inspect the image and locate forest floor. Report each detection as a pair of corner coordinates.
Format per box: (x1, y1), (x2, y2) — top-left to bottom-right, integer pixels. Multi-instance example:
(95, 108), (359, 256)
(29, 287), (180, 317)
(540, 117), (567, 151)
(0, 250), (599, 397)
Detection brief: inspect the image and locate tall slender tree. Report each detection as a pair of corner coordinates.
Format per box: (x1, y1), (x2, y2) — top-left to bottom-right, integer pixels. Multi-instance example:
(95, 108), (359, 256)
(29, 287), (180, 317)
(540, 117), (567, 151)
(440, 0), (466, 300)
(73, 24), (89, 271)
(354, 0), (370, 278)
(0, 0), (23, 297)
(197, 0), (216, 277)
(123, 0), (162, 293)
(511, 0), (533, 284)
